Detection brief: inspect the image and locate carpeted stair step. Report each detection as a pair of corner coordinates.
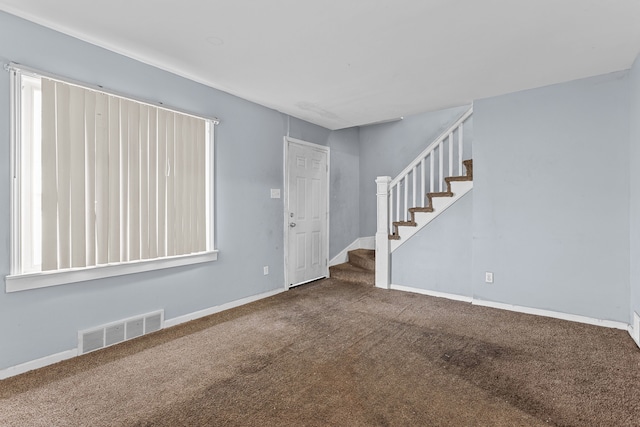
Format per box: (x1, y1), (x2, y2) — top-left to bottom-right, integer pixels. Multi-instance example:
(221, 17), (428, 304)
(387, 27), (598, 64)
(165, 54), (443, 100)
(329, 262), (374, 285)
(409, 207), (434, 213)
(330, 249), (375, 285)
(347, 249), (375, 271)
(427, 191), (454, 200)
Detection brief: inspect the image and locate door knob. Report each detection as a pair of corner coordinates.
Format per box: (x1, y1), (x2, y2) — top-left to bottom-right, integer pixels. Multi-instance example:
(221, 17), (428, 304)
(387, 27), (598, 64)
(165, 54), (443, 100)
(289, 222), (296, 227)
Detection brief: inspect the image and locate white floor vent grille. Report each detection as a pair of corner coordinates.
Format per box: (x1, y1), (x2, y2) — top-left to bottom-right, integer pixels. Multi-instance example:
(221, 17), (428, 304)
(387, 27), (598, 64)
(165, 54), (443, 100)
(79, 310), (164, 355)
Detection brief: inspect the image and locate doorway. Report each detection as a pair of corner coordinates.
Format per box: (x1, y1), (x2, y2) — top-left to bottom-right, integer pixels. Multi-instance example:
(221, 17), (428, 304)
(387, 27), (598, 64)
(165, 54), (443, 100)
(284, 137), (329, 288)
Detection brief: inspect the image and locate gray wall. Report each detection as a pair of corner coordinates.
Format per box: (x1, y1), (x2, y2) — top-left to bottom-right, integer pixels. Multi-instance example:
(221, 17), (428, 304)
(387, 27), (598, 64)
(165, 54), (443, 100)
(0, 12), (359, 370)
(358, 106), (470, 236)
(472, 71), (630, 323)
(392, 192), (473, 296)
(630, 53), (640, 321)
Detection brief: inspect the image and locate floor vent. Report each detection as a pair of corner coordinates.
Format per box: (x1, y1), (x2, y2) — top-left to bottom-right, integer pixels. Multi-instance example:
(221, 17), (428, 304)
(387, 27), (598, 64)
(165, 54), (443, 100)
(78, 310), (164, 355)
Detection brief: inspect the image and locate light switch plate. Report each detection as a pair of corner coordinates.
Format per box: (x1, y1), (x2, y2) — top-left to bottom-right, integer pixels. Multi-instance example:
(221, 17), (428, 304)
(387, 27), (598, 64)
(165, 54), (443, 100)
(270, 189), (281, 199)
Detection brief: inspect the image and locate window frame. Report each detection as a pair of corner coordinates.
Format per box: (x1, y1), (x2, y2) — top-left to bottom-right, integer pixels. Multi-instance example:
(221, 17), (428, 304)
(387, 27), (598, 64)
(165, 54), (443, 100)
(6, 63), (219, 293)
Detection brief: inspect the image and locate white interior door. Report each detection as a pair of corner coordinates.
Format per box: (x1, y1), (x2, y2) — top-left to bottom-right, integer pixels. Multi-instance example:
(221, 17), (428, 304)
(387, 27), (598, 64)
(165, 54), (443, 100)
(285, 138), (329, 288)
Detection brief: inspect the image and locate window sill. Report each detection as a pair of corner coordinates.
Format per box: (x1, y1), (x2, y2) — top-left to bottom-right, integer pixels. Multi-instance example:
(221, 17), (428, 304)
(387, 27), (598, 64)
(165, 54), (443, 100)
(5, 250), (219, 293)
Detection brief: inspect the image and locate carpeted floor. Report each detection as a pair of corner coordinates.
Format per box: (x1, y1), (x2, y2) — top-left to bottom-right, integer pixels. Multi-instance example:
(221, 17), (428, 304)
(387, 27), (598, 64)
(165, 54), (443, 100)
(1, 278), (639, 426)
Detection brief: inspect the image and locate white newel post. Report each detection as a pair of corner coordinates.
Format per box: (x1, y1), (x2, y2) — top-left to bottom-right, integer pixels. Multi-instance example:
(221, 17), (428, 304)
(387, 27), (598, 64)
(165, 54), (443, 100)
(375, 176), (391, 289)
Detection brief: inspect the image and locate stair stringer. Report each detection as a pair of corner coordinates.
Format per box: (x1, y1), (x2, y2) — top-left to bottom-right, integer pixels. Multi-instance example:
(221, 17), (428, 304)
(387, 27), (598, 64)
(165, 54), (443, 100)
(390, 180), (473, 253)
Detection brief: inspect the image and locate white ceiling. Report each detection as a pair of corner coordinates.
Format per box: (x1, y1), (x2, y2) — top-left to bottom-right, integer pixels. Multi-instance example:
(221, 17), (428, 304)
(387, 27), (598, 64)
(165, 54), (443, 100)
(1, 0), (639, 130)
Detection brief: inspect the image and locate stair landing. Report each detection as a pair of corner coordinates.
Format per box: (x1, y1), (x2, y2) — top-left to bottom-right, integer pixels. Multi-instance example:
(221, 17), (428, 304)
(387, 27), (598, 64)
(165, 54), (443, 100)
(329, 249), (375, 285)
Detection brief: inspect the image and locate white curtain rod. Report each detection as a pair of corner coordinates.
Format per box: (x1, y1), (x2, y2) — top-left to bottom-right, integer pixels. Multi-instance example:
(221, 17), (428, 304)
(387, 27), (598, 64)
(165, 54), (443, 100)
(4, 62), (220, 124)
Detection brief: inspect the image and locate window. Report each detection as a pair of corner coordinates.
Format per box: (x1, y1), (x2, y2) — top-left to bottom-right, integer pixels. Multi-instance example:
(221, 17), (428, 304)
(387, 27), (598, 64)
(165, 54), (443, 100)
(7, 65), (218, 292)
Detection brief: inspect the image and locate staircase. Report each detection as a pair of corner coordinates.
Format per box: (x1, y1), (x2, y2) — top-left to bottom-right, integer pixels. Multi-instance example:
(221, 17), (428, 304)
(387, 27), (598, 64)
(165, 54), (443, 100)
(375, 106), (474, 289)
(329, 249), (375, 285)
(389, 159), (473, 241)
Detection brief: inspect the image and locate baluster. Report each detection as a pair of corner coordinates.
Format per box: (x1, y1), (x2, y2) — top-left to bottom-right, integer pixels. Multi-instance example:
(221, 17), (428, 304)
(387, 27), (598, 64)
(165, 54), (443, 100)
(458, 124), (463, 176)
(448, 132), (453, 177)
(430, 154), (434, 193)
(403, 176), (408, 221)
(389, 186), (394, 232)
(412, 166), (417, 209)
(420, 158), (425, 207)
(395, 183), (400, 226)
(438, 141), (443, 192)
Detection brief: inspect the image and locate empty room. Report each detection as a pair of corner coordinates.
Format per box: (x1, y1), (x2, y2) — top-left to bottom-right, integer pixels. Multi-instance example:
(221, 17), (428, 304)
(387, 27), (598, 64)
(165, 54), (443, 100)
(1, 1), (640, 425)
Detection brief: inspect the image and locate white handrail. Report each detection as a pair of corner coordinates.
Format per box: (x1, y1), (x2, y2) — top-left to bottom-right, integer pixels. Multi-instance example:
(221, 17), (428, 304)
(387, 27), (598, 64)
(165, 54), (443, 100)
(389, 106), (472, 188)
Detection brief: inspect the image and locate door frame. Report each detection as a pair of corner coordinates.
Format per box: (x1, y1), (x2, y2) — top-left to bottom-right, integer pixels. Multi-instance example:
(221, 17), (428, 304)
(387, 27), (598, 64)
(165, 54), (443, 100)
(283, 136), (330, 290)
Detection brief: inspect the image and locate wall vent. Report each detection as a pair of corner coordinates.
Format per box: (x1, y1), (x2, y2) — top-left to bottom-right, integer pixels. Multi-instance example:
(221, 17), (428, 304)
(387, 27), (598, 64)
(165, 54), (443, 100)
(78, 310), (164, 355)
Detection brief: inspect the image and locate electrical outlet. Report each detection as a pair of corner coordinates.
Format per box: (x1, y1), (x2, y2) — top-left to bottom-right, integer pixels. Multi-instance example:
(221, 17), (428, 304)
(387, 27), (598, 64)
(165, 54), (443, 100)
(263, 266), (269, 275)
(485, 272), (494, 283)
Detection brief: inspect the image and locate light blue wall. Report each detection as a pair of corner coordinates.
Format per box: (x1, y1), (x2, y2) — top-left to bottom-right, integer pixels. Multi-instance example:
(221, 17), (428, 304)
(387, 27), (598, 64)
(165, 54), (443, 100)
(358, 105), (470, 236)
(473, 71), (630, 323)
(327, 128), (361, 257)
(0, 11), (359, 370)
(392, 192), (473, 296)
(630, 53), (640, 321)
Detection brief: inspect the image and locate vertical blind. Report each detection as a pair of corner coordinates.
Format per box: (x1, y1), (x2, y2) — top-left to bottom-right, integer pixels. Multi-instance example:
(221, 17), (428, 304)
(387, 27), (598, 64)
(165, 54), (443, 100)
(41, 78), (207, 272)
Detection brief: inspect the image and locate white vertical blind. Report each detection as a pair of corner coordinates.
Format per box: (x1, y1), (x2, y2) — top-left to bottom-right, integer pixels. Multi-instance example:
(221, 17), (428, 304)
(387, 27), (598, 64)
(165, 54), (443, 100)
(41, 78), (58, 272)
(95, 93), (109, 265)
(40, 78), (209, 272)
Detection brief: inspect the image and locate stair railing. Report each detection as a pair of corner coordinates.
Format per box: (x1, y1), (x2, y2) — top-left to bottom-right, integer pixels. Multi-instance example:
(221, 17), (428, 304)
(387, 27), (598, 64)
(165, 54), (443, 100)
(375, 106), (473, 289)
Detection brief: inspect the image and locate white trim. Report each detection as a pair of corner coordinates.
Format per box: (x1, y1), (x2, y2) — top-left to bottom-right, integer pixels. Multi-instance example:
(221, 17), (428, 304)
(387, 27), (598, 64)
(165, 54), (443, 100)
(206, 120), (216, 252)
(164, 288), (285, 328)
(283, 136), (330, 290)
(9, 67), (21, 277)
(0, 349), (78, 380)
(389, 284), (473, 303)
(6, 251), (219, 292)
(388, 284), (629, 331)
(329, 236), (375, 267)
(0, 287), (284, 379)
(472, 299), (629, 330)
(630, 312), (640, 348)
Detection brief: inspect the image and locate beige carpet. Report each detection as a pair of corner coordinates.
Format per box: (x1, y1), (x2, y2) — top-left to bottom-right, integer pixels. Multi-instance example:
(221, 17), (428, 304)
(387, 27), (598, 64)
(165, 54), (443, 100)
(1, 278), (639, 426)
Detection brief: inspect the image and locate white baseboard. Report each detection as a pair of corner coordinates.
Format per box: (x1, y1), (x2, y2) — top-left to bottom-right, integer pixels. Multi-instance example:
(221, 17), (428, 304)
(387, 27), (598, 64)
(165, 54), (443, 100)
(0, 288), (285, 380)
(472, 299), (629, 330)
(630, 312), (640, 348)
(390, 284), (473, 303)
(329, 236), (375, 267)
(0, 349), (78, 380)
(389, 284), (630, 332)
(163, 288), (285, 328)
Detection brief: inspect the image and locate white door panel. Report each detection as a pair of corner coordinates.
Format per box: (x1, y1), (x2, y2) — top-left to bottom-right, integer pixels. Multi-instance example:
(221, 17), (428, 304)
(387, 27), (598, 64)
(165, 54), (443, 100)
(286, 139), (328, 287)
